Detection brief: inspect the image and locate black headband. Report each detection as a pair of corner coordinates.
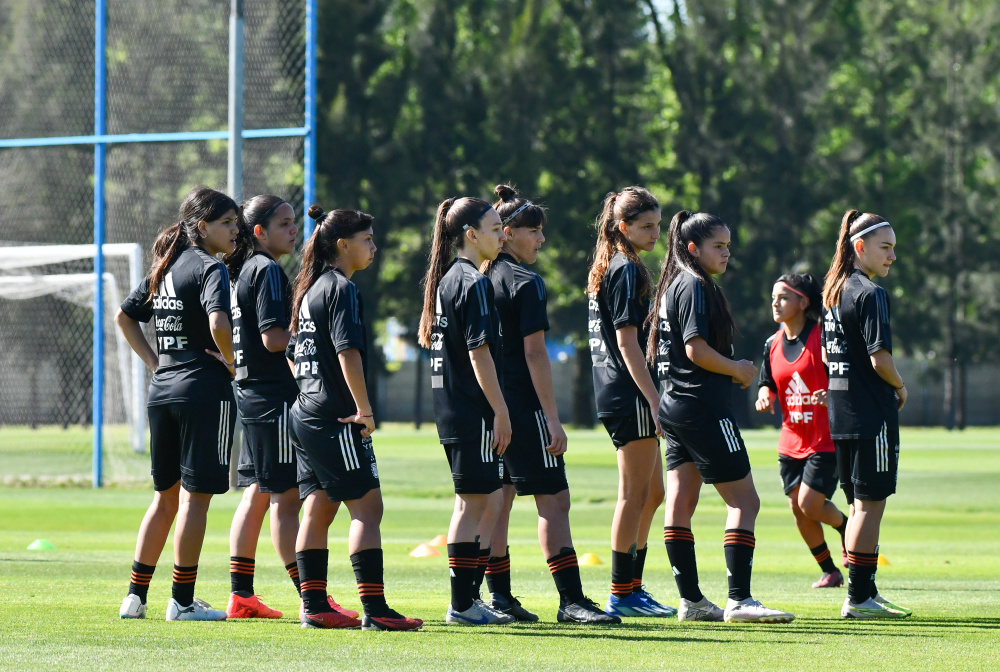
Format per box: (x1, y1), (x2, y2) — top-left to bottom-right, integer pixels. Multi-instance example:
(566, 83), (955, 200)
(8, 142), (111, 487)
(252, 199), (288, 227)
(461, 204), (495, 232)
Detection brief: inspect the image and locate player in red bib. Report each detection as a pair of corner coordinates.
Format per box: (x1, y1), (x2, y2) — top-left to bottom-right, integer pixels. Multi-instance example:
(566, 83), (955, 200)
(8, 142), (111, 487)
(755, 273), (849, 589)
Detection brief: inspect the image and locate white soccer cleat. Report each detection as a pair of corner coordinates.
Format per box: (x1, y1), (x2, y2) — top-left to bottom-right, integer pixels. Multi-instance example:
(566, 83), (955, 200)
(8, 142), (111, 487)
(724, 597), (795, 623)
(119, 593), (146, 619)
(841, 596), (909, 619)
(873, 593), (912, 616)
(677, 596), (724, 622)
(445, 600), (515, 625)
(165, 597), (227, 621)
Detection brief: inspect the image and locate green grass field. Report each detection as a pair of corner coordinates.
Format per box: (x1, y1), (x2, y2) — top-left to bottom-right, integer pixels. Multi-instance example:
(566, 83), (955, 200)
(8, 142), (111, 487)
(0, 426), (998, 671)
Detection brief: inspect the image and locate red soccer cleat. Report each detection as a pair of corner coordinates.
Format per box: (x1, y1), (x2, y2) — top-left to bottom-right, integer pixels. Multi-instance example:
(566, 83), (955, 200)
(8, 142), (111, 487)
(812, 570), (845, 589)
(361, 609), (423, 631)
(226, 593), (283, 619)
(299, 596), (360, 620)
(300, 609), (362, 629)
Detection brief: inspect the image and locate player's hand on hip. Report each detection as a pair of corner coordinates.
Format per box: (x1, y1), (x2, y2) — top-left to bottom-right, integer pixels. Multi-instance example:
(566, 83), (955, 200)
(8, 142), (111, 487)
(339, 412), (375, 438)
(205, 349), (235, 377)
(731, 360), (757, 389)
(545, 417), (568, 456)
(493, 411), (512, 456)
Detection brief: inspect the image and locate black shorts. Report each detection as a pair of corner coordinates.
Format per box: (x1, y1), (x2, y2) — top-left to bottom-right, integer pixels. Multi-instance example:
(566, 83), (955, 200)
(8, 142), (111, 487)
(291, 407), (380, 503)
(778, 452), (838, 498)
(662, 415), (751, 484)
(834, 423), (899, 502)
(600, 398), (658, 449)
(147, 398), (235, 494)
(501, 409), (568, 496)
(236, 403), (298, 494)
(444, 419), (503, 495)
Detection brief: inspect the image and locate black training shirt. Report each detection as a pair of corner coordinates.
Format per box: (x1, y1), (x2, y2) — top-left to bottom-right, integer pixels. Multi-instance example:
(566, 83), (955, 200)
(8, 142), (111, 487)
(656, 271), (734, 426)
(822, 270), (898, 439)
(589, 253), (656, 417)
(759, 319), (816, 393)
(232, 251), (299, 421)
(429, 258), (503, 443)
(120, 246), (232, 404)
(289, 268), (367, 420)
(486, 253), (549, 413)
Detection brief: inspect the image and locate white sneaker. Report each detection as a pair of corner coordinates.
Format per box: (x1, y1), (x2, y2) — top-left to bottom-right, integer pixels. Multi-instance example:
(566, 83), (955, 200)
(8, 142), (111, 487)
(677, 596), (724, 622)
(165, 597), (227, 621)
(120, 593), (146, 619)
(445, 601), (515, 625)
(841, 596), (908, 619)
(724, 597), (795, 623)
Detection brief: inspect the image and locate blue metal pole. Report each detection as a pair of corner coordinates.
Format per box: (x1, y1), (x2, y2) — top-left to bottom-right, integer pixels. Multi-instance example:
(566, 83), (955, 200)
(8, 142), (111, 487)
(303, 0), (317, 239)
(93, 0), (107, 489)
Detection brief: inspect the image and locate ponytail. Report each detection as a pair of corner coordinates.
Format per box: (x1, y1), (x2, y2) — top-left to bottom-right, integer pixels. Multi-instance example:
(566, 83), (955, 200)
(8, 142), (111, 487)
(822, 209), (888, 309)
(586, 186), (658, 297)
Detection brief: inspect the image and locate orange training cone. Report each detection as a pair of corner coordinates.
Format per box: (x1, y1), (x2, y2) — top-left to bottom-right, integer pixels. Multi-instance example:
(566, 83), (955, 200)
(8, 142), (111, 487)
(409, 543), (441, 558)
(428, 534), (448, 547)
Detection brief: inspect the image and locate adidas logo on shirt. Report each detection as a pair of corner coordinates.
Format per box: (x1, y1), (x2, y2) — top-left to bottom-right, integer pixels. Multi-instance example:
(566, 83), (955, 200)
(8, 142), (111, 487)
(784, 372), (818, 424)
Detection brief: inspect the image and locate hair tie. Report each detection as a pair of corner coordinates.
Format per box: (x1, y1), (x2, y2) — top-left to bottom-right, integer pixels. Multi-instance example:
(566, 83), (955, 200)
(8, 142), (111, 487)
(501, 201), (532, 226)
(613, 193), (620, 203)
(850, 221), (890, 242)
(776, 281), (809, 301)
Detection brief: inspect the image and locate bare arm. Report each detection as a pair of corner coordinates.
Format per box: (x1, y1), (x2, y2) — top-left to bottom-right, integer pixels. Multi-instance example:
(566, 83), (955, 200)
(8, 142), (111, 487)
(208, 310), (235, 377)
(261, 325), (292, 353)
(616, 325), (662, 433)
(685, 336), (757, 387)
(469, 344), (512, 454)
(870, 349), (907, 409)
(337, 348), (374, 437)
(524, 331), (567, 456)
(115, 309), (158, 372)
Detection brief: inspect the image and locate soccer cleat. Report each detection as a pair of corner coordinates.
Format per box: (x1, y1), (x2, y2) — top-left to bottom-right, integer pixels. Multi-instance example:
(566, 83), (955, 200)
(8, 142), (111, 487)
(604, 592), (662, 617)
(812, 570), (845, 589)
(299, 596), (360, 621)
(226, 593), (283, 619)
(361, 609), (423, 631)
(841, 596), (909, 619)
(490, 594), (538, 622)
(557, 597), (622, 624)
(301, 609), (363, 629)
(724, 597), (795, 623)
(165, 597), (227, 621)
(120, 593), (146, 619)
(873, 593), (912, 617)
(445, 601), (516, 625)
(677, 596), (725, 622)
(633, 587), (678, 618)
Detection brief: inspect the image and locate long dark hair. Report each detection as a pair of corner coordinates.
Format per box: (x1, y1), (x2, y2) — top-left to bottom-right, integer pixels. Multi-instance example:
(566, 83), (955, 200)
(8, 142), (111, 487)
(775, 273), (823, 321)
(646, 210), (735, 364)
(586, 186), (658, 297)
(417, 196), (493, 348)
(290, 204), (374, 334)
(148, 186), (238, 302)
(224, 194), (289, 279)
(822, 209), (890, 309)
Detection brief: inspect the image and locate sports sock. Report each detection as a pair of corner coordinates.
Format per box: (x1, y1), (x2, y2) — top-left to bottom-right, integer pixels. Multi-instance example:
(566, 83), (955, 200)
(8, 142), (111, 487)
(171, 564), (197, 607)
(297, 548), (332, 614)
(870, 544), (880, 599)
(663, 526), (702, 602)
(610, 550), (634, 598)
(285, 561), (302, 596)
(834, 512), (848, 537)
(229, 555), (255, 596)
(847, 551), (879, 604)
(473, 546), (490, 597)
(631, 545), (648, 592)
(547, 547), (584, 603)
(723, 529), (755, 602)
(810, 542), (838, 574)
(128, 560), (155, 604)
(447, 541), (479, 612)
(351, 548), (390, 617)
(485, 547), (511, 598)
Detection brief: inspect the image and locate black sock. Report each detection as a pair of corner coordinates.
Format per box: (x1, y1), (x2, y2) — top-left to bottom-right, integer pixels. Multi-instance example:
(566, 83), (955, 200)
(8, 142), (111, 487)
(297, 548), (331, 614)
(485, 548), (511, 598)
(723, 529), (755, 602)
(473, 546), (490, 598)
(870, 545), (880, 599)
(664, 526), (703, 602)
(834, 513), (848, 537)
(447, 542), (479, 612)
(547, 547), (584, 603)
(810, 542), (838, 574)
(610, 550), (634, 598)
(847, 551), (879, 604)
(171, 564), (197, 607)
(285, 561), (302, 596)
(128, 561), (155, 604)
(351, 548), (390, 617)
(230, 556), (255, 596)
(631, 545), (648, 593)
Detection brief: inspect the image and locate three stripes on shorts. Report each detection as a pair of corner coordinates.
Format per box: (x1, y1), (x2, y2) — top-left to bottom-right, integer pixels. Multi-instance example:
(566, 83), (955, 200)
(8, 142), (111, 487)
(718, 418), (743, 453)
(217, 400), (232, 465)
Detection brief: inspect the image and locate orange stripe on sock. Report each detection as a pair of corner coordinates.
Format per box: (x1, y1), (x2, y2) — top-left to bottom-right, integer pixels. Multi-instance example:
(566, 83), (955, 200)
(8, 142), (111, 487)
(664, 531), (695, 542)
(287, 567), (300, 578)
(448, 558), (479, 568)
(485, 561), (511, 574)
(548, 557), (578, 572)
(813, 549), (831, 562)
(300, 580), (327, 591)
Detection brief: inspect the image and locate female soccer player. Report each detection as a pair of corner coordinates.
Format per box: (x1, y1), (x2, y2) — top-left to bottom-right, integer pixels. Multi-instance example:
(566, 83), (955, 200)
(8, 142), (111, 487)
(417, 196), (515, 626)
(287, 205), (420, 631)
(755, 273), (849, 589)
(116, 186), (239, 621)
(821, 209), (910, 619)
(586, 187), (675, 619)
(483, 184), (619, 624)
(652, 210), (794, 623)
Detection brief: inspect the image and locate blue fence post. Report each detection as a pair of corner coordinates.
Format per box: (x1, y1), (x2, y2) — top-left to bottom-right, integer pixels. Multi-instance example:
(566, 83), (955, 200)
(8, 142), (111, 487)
(92, 0), (107, 489)
(303, 0), (317, 239)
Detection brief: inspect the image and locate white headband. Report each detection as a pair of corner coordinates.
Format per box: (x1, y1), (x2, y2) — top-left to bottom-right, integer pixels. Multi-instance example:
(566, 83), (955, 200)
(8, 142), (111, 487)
(501, 201), (532, 226)
(850, 221), (890, 242)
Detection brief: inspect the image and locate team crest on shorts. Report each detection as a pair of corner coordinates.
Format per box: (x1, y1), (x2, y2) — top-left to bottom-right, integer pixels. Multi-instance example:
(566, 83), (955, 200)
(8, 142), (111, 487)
(499, 461), (504, 478)
(370, 459), (379, 479)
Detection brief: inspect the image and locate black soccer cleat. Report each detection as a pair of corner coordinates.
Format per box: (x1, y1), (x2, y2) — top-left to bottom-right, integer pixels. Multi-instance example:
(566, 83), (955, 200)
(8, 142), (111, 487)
(490, 594), (539, 622)
(557, 597), (623, 624)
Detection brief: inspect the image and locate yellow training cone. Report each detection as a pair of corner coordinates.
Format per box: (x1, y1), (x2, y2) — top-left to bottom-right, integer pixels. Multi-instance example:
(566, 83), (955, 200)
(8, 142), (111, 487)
(877, 554), (891, 566)
(578, 552), (603, 566)
(409, 543), (441, 558)
(428, 534), (448, 547)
